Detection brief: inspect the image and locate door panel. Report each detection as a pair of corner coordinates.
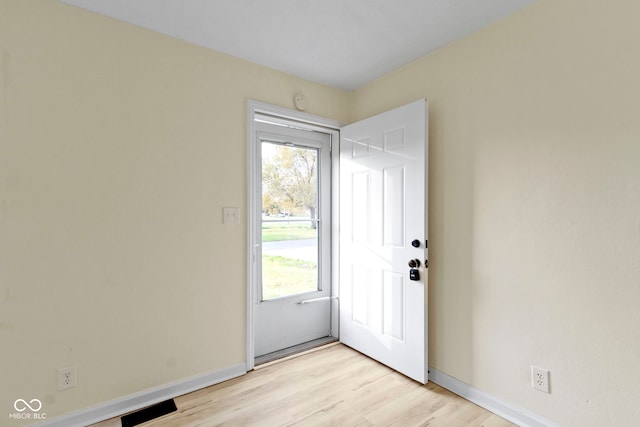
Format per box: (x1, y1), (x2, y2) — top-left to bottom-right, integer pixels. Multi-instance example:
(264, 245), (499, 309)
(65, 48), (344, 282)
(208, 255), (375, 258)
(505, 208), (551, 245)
(339, 100), (428, 383)
(254, 122), (332, 357)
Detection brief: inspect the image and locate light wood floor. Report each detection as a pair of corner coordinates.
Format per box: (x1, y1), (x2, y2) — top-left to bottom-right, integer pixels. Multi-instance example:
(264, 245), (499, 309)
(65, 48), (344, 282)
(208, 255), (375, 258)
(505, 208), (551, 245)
(93, 343), (517, 427)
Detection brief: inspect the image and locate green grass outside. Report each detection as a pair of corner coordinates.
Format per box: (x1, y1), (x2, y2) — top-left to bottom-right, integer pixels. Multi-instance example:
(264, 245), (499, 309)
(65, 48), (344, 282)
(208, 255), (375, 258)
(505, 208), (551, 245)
(262, 223), (317, 242)
(262, 255), (317, 300)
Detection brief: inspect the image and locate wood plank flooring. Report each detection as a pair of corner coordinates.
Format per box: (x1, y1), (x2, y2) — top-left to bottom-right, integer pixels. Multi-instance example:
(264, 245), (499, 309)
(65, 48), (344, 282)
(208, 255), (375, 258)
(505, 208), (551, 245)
(92, 343), (517, 426)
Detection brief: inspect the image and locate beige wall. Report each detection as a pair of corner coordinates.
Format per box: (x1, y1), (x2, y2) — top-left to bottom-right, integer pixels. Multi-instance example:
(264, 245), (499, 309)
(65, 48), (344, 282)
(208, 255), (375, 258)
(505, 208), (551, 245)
(0, 0), (350, 422)
(353, 0), (640, 425)
(3, 0), (640, 426)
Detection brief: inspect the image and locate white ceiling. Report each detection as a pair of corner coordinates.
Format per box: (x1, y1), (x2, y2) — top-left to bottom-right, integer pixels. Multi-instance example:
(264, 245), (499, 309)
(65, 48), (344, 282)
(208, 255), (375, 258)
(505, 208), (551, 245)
(59, 0), (536, 91)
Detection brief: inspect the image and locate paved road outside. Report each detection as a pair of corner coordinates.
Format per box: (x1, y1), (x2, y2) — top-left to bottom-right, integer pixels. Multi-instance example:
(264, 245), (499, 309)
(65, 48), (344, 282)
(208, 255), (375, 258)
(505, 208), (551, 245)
(262, 239), (317, 262)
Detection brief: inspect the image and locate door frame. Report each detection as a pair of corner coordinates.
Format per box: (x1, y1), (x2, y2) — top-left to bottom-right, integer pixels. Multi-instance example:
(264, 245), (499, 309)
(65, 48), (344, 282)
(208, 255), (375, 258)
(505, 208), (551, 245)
(246, 100), (343, 370)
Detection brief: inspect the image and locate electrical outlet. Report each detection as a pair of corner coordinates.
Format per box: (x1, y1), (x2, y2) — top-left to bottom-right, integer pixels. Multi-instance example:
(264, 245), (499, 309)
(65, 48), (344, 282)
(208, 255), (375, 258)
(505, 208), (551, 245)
(58, 366), (77, 390)
(531, 366), (550, 393)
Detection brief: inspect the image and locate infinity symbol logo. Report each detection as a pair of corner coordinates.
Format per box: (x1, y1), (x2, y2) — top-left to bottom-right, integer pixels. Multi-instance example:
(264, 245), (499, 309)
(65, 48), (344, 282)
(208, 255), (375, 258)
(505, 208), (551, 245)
(14, 399), (42, 412)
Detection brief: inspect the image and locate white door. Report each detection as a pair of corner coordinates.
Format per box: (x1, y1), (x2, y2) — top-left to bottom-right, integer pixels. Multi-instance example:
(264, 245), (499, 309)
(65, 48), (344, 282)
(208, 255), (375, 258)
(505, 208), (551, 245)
(254, 121), (333, 357)
(339, 100), (428, 383)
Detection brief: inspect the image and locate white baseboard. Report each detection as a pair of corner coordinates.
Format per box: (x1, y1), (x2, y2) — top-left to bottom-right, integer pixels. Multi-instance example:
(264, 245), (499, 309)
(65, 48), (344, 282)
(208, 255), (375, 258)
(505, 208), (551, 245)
(37, 363), (247, 427)
(428, 367), (558, 427)
(37, 363), (554, 427)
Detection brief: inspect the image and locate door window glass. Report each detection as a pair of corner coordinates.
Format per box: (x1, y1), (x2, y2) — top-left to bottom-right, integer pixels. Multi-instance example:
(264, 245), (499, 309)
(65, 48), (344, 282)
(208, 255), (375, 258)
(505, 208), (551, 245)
(261, 142), (319, 300)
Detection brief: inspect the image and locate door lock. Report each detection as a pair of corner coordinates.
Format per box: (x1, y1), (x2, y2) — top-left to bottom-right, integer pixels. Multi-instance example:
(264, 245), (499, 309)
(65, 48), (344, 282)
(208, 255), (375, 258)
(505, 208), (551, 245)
(408, 258), (421, 281)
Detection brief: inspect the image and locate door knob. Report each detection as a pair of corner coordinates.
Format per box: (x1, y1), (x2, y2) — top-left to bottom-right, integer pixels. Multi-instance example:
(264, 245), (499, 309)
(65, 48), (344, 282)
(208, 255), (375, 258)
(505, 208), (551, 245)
(408, 258), (421, 268)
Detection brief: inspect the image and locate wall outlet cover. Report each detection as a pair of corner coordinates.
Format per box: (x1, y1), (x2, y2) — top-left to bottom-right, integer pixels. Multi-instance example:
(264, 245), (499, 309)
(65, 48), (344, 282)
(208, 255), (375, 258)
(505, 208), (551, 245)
(531, 366), (550, 393)
(58, 366), (77, 390)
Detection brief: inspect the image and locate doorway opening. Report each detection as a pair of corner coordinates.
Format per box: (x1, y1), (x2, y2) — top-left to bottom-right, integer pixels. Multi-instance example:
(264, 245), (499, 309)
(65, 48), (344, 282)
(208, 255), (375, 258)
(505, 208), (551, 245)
(247, 102), (341, 369)
(247, 99), (428, 382)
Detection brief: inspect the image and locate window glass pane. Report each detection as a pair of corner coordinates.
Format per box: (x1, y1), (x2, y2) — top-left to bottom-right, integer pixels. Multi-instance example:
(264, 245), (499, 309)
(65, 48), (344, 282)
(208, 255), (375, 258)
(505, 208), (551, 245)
(261, 142), (319, 300)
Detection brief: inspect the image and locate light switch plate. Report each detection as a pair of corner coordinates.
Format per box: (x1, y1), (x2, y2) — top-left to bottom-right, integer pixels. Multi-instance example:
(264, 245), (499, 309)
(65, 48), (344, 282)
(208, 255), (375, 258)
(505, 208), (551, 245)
(223, 207), (239, 224)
